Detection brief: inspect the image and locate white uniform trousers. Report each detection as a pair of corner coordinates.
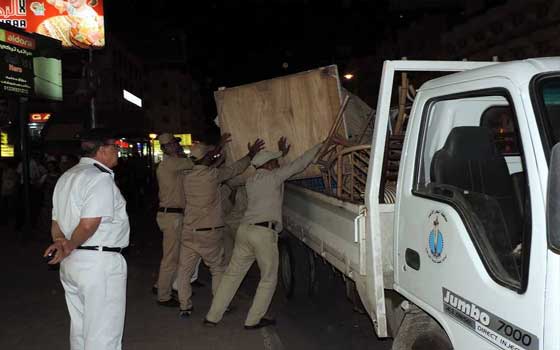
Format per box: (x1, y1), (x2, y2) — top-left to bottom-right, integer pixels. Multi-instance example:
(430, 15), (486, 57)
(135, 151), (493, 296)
(60, 249), (127, 350)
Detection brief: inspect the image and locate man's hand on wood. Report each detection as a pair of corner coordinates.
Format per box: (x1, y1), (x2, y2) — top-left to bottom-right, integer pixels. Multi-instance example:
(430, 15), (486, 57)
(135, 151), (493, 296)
(248, 138), (265, 159)
(278, 136), (291, 157)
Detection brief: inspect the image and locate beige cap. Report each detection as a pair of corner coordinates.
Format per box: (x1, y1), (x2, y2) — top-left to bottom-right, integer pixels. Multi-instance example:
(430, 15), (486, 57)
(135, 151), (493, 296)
(251, 150), (283, 168)
(157, 133), (180, 145)
(190, 143), (215, 161)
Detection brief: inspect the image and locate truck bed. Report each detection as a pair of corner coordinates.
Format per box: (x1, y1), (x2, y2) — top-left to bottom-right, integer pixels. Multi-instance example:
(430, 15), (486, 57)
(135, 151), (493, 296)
(283, 183), (395, 288)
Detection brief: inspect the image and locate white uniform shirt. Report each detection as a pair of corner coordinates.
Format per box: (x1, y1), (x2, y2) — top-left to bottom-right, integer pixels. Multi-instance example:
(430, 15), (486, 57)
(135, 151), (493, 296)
(52, 157), (130, 248)
(242, 144), (322, 232)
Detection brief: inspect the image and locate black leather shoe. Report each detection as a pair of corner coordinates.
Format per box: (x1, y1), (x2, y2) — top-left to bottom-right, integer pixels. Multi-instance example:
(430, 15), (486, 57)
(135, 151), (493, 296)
(191, 280), (205, 288)
(203, 319), (217, 327)
(179, 307), (193, 319)
(225, 305), (235, 313)
(244, 318), (276, 330)
(157, 299), (180, 307)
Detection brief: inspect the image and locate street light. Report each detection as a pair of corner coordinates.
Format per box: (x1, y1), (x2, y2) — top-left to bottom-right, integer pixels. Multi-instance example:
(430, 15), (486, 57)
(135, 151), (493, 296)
(344, 73), (354, 80)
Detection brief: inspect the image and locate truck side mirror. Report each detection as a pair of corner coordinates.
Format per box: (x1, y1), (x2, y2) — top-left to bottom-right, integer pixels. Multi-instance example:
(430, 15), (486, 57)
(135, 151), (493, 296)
(547, 143), (560, 254)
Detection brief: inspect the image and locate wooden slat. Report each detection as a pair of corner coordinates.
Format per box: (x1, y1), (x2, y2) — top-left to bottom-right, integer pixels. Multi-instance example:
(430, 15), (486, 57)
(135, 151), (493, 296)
(216, 65), (343, 180)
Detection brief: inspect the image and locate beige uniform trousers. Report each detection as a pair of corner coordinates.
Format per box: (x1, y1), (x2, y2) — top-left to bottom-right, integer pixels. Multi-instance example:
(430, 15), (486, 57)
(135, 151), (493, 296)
(206, 223), (278, 326)
(222, 221), (240, 265)
(177, 226), (226, 310)
(156, 212), (183, 301)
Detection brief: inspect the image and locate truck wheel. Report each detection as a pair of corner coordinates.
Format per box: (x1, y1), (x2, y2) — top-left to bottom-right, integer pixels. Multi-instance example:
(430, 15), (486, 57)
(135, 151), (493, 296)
(278, 237), (295, 299)
(306, 250), (318, 296)
(392, 310), (452, 350)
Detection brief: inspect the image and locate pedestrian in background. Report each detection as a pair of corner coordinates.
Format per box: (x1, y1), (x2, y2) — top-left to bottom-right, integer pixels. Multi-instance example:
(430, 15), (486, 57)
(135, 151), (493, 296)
(205, 137), (322, 329)
(38, 160), (61, 240)
(43, 128), (129, 350)
(0, 160), (18, 228)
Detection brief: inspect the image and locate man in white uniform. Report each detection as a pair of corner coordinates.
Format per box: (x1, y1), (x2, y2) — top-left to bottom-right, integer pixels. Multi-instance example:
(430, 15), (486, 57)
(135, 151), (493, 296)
(205, 137), (322, 329)
(44, 128), (129, 350)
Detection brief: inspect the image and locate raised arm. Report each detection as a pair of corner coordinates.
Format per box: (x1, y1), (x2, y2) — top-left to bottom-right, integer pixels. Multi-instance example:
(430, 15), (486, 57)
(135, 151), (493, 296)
(273, 142), (323, 182)
(218, 138), (265, 182)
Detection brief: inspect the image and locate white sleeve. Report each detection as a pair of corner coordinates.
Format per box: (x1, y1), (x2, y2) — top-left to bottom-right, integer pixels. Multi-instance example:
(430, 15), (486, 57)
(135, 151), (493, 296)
(81, 175), (115, 219)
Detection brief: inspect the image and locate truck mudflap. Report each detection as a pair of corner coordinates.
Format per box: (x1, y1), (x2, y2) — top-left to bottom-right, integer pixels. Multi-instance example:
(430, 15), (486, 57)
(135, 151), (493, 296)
(283, 184), (389, 337)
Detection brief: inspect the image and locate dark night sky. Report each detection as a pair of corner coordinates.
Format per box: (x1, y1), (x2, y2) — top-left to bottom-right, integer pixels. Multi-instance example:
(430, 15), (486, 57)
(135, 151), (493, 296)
(102, 0), (507, 109)
(104, 1), (477, 85)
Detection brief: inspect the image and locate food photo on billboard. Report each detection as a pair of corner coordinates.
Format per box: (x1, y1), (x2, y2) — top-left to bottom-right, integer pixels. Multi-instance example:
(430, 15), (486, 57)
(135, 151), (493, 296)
(0, 0), (105, 49)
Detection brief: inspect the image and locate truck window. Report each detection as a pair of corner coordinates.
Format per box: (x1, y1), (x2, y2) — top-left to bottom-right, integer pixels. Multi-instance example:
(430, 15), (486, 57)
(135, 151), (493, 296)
(532, 75), (560, 160)
(414, 92), (530, 292)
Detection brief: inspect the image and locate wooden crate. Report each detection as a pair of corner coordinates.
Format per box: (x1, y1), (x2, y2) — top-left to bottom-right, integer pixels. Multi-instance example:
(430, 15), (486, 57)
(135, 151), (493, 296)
(215, 65), (343, 179)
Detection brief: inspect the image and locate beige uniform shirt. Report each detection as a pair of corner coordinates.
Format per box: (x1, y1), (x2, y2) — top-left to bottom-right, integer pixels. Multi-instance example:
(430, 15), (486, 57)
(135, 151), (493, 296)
(221, 181), (248, 227)
(242, 143), (322, 232)
(183, 156), (250, 229)
(156, 155), (194, 209)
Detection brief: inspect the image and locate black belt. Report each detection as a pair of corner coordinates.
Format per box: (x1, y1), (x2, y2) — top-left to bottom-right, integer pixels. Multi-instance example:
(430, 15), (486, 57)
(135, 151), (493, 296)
(254, 221), (276, 231)
(194, 225), (225, 232)
(77, 246), (124, 253)
(158, 207), (183, 214)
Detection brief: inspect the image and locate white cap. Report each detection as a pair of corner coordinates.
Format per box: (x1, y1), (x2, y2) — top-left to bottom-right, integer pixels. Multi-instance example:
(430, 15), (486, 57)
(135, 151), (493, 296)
(190, 143), (215, 161)
(251, 150), (283, 168)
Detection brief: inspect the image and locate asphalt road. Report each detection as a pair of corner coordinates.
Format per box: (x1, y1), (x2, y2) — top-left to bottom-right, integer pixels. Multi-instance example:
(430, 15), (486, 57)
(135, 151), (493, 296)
(1, 210), (392, 350)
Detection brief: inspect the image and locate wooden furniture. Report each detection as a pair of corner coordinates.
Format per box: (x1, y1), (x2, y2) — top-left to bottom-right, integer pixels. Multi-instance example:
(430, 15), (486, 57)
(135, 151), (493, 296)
(215, 65), (343, 180)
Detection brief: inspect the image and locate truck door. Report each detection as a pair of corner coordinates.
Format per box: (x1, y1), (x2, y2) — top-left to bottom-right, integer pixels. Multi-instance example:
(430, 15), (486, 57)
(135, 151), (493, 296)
(394, 79), (546, 350)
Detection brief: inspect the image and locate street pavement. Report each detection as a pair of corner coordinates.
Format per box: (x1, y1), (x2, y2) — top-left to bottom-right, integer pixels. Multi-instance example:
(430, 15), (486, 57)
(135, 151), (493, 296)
(1, 210), (392, 350)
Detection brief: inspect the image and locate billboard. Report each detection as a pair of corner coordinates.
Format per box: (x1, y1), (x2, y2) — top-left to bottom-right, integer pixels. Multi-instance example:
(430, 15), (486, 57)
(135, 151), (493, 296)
(0, 0), (104, 49)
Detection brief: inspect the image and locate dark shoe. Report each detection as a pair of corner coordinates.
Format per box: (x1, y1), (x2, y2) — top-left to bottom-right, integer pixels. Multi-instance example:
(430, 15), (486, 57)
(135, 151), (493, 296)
(203, 319), (218, 327)
(244, 318), (276, 330)
(191, 280), (205, 288)
(179, 308), (193, 319)
(225, 305), (235, 313)
(152, 286), (179, 300)
(157, 299), (180, 307)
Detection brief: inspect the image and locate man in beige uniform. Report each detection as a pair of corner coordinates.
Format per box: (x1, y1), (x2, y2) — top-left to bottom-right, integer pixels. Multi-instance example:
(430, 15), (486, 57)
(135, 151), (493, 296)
(205, 138), (322, 329)
(154, 133), (193, 306)
(177, 138), (264, 317)
(220, 179), (247, 264)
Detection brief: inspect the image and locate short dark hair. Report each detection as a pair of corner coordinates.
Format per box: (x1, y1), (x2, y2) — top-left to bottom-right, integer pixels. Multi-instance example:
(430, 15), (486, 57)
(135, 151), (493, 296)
(78, 128), (117, 157)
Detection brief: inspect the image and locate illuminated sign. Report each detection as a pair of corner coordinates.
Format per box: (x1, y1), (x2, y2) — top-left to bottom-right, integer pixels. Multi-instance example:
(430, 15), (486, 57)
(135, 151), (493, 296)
(123, 89), (142, 107)
(115, 139), (129, 148)
(0, 27), (33, 95)
(1, 143), (14, 157)
(174, 134), (192, 146)
(1, 131), (7, 144)
(0, 0), (105, 49)
(28, 112), (50, 122)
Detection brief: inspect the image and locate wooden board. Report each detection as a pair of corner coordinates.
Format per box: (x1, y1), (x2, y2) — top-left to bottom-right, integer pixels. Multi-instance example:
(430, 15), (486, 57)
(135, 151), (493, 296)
(215, 65), (343, 179)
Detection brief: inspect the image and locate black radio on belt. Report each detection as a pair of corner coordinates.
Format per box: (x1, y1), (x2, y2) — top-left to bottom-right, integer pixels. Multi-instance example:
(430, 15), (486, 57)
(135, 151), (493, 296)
(158, 207), (184, 214)
(254, 221), (276, 231)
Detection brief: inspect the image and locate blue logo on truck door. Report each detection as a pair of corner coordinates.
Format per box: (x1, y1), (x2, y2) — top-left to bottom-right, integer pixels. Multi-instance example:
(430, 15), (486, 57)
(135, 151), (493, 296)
(426, 210), (447, 263)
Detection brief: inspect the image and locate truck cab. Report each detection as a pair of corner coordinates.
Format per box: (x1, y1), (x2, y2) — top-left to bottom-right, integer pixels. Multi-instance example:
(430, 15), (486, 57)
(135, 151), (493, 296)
(389, 59), (560, 350)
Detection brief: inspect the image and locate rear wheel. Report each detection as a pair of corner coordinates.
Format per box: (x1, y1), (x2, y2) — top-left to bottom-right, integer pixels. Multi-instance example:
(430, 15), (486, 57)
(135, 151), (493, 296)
(278, 237), (294, 299)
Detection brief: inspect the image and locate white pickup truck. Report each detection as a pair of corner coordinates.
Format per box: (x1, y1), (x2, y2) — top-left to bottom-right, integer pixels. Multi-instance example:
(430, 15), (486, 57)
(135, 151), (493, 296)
(280, 59), (560, 350)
